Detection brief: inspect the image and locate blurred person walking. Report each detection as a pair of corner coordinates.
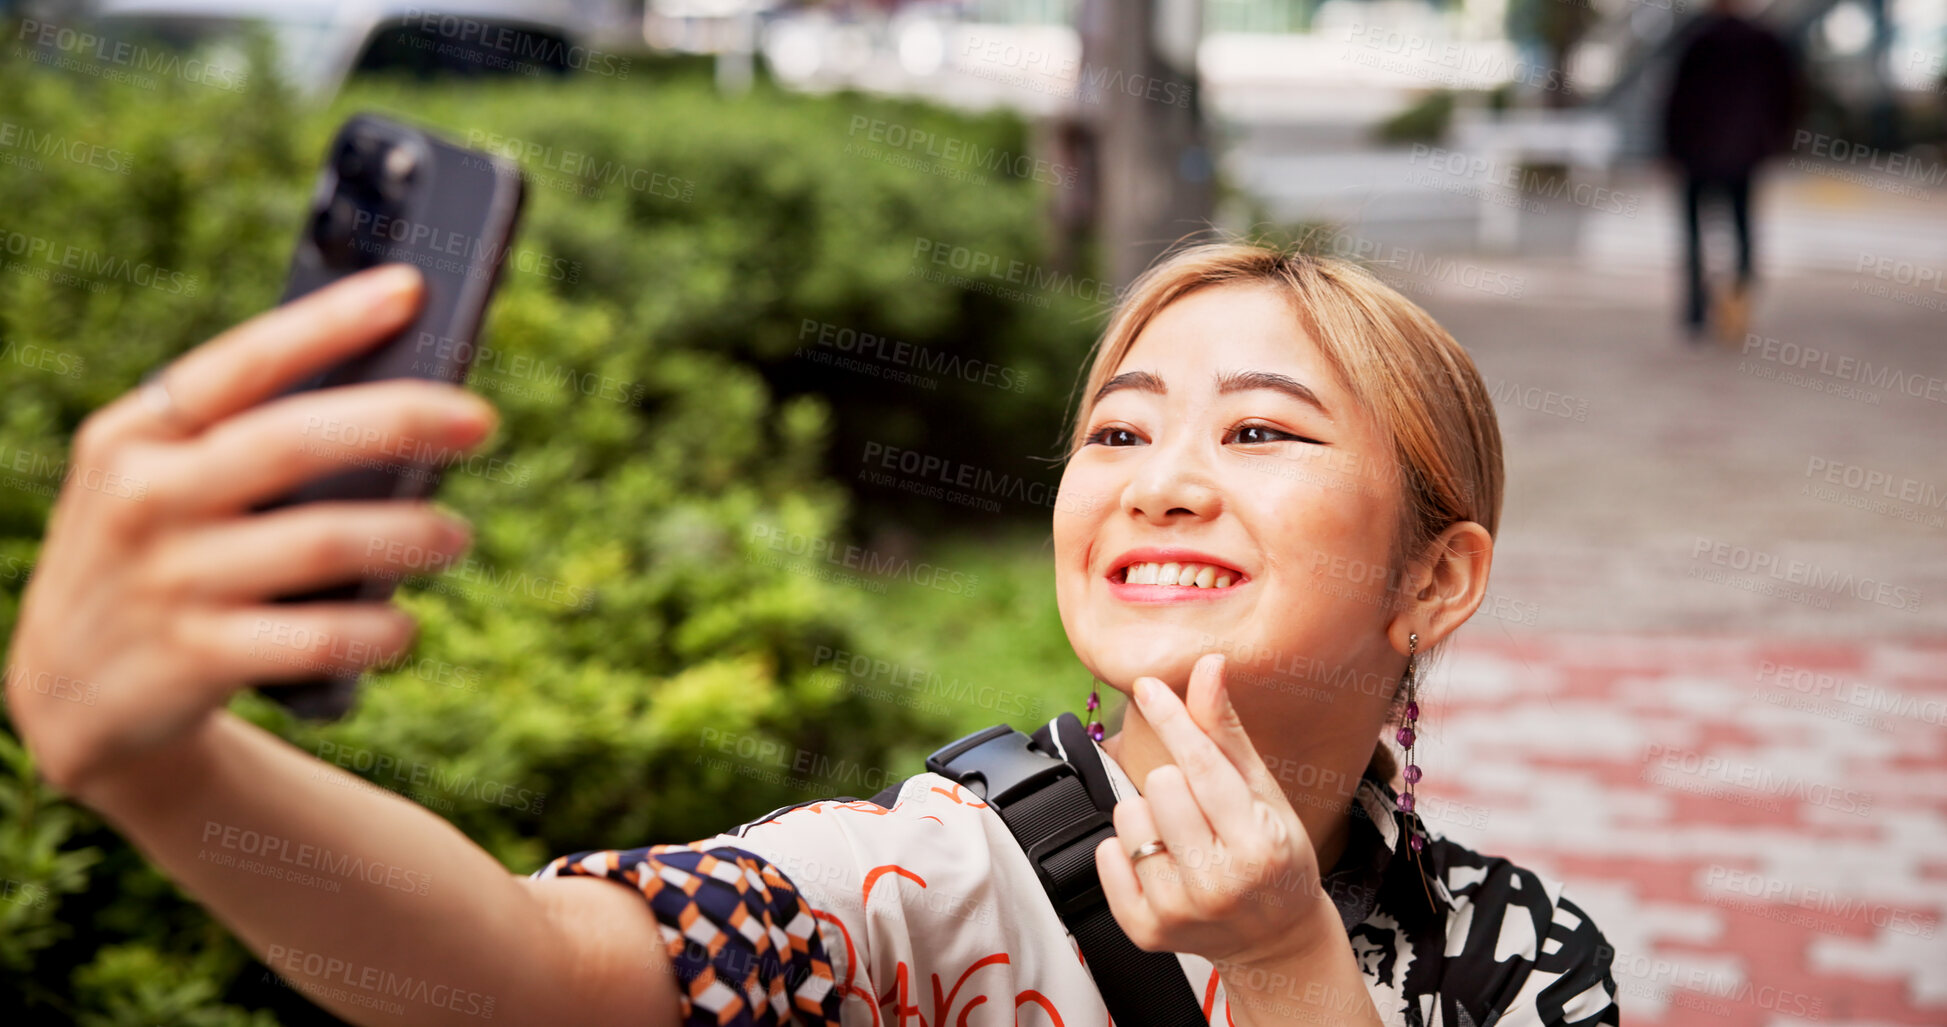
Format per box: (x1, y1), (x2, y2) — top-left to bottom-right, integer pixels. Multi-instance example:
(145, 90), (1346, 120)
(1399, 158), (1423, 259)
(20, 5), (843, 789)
(1660, 0), (1800, 342)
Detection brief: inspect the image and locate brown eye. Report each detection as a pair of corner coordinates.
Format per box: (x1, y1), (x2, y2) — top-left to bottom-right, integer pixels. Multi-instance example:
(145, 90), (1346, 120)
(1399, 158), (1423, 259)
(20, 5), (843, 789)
(1229, 423), (1323, 446)
(1086, 427), (1142, 447)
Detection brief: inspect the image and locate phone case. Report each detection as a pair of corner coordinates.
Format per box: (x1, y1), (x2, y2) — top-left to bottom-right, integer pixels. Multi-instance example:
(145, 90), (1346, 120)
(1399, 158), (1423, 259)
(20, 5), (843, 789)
(257, 113), (525, 719)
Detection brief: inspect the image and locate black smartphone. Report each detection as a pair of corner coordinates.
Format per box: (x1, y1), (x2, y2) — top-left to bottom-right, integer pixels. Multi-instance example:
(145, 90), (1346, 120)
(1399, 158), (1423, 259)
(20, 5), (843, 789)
(254, 113), (525, 720)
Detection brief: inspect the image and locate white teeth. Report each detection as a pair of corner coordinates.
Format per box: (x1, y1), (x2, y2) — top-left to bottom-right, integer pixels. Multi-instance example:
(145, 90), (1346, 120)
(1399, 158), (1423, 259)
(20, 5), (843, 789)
(1119, 561), (1239, 588)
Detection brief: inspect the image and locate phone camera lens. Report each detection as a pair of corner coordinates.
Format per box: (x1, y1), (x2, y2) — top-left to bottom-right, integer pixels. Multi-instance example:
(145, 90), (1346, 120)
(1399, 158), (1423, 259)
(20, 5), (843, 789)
(383, 146), (418, 183)
(335, 141), (365, 180)
(311, 195), (360, 268)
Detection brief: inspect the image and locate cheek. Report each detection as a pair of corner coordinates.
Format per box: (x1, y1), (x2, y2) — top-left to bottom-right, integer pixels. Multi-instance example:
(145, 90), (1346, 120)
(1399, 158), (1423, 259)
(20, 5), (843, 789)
(1247, 471), (1400, 604)
(1051, 465), (1102, 604)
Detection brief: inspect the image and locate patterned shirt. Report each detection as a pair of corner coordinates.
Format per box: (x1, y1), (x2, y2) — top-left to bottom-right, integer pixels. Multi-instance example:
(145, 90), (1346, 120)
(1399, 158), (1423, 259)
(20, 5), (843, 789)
(532, 714), (1620, 1026)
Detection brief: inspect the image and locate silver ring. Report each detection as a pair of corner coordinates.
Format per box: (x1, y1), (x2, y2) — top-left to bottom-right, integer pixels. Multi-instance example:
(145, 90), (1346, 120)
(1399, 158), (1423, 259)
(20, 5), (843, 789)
(139, 371), (193, 432)
(1129, 839), (1169, 865)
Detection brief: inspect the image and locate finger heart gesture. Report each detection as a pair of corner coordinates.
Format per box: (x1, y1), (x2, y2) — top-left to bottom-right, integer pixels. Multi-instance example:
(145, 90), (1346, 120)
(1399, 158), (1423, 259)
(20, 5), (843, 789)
(1094, 652), (1338, 972)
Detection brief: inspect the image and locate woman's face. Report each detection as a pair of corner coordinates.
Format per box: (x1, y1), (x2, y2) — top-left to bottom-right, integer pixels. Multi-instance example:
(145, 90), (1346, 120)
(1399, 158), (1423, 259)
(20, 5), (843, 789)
(1053, 283), (1404, 707)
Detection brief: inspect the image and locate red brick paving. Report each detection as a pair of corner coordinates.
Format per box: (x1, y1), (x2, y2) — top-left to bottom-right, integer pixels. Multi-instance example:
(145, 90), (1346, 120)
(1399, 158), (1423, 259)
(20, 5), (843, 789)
(1419, 633), (1947, 1026)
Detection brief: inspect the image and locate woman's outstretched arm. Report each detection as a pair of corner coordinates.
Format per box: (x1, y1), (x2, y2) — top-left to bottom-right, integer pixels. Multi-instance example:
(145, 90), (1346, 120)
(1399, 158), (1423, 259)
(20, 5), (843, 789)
(4, 264), (679, 1025)
(80, 710), (680, 1026)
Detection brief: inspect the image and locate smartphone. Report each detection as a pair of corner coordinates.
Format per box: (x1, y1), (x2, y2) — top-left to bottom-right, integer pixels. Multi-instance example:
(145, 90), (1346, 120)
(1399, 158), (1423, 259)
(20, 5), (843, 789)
(253, 113), (525, 720)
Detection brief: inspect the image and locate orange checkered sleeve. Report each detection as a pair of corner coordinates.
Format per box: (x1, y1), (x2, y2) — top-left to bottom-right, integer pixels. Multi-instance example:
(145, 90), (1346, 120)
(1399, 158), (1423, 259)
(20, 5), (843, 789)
(534, 843), (841, 1026)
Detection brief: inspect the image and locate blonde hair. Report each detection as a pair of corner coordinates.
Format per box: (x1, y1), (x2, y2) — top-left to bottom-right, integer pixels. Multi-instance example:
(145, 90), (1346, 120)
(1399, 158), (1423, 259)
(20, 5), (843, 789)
(1065, 241), (1504, 578)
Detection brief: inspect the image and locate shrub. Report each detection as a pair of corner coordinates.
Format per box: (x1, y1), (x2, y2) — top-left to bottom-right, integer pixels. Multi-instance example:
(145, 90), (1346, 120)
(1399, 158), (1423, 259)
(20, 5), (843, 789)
(0, 56), (1092, 1024)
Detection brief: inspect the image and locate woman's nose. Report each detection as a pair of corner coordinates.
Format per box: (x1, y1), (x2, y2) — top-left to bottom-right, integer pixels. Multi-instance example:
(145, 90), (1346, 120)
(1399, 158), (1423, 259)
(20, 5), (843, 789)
(1122, 437), (1221, 523)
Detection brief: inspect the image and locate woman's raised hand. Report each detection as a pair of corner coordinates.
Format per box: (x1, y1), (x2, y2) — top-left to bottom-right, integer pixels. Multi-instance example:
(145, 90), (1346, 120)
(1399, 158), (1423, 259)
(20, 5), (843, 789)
(1095, 652), (1342, 972)
(4, 264), (496, 802)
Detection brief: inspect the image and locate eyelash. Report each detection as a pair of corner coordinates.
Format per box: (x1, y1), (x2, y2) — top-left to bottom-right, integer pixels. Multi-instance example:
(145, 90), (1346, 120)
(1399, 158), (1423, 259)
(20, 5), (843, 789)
(1082, 422), (1324, 447)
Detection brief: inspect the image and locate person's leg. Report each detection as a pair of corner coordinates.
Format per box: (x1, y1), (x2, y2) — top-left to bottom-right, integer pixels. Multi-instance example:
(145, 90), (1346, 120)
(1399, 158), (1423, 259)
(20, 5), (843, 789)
(1683, 173), (1707, 333)
(1728, 172), (1754, 287)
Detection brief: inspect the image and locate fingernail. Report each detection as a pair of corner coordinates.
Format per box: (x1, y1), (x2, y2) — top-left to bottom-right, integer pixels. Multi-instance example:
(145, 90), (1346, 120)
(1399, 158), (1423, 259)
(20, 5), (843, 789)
(367, 264), (421, 315)
(1136, 677), (1160, 707)
(437, 516), (472, 553)
(449, 394), (498, 439)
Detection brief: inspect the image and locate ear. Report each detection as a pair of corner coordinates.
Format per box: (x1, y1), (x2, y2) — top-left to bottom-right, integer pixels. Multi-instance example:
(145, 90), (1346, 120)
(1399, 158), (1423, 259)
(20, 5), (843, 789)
(1386, 521), (1493, 654)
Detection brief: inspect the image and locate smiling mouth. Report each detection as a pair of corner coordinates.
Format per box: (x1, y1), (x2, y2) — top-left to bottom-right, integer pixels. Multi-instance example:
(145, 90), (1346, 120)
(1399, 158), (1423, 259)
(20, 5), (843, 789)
(1115, 561), (1243, 590)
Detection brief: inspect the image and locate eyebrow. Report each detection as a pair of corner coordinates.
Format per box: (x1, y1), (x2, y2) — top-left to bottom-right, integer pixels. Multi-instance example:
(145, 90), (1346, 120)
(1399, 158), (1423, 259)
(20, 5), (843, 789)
(1092, 368), (1330, 416)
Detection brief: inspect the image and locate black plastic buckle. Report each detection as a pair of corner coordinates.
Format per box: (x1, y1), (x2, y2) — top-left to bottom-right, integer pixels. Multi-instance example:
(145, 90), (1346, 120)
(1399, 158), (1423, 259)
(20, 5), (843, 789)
(925, 725), (1073, 807)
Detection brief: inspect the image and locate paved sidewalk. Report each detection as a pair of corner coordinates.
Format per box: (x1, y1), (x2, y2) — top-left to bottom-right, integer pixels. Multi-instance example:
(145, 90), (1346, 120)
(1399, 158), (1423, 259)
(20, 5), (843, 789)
(1426, 633), (1947, 1027)
(1389, 171), (1946, 1025)
(1408, 170), (1947, 637)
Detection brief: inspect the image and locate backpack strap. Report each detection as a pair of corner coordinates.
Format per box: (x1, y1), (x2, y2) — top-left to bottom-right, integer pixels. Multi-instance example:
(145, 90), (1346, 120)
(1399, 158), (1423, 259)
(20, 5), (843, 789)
(924, 718), (1207, 1026)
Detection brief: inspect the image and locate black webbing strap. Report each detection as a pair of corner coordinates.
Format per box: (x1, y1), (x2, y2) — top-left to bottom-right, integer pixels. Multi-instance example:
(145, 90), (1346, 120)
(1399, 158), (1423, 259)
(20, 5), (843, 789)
(926, 725), (1205, 1026)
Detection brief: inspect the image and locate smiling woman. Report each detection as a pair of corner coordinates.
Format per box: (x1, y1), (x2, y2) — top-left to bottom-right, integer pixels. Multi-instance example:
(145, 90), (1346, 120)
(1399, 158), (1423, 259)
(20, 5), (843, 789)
(6, 244), (1615, 1027)
(526, 243), (1616, 1025)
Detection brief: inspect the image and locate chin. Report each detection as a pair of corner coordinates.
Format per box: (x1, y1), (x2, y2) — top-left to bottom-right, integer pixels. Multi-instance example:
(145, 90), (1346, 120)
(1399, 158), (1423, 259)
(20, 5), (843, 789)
(1076, 619), (1223, 691)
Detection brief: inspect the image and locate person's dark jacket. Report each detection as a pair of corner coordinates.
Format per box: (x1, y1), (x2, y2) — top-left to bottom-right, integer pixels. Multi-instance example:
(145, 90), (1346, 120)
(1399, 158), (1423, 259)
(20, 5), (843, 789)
(1662, 13), (1801, 178)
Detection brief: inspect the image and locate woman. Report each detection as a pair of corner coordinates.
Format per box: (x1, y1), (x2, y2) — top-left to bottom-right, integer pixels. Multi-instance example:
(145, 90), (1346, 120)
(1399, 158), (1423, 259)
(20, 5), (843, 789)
(5, 243), (1619, 1026)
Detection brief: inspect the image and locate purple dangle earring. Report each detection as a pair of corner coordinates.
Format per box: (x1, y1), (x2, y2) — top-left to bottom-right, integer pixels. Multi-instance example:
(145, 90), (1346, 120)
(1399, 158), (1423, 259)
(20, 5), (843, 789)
(1397, 632), (1426, 856)
(1085, 681), (1104, 743)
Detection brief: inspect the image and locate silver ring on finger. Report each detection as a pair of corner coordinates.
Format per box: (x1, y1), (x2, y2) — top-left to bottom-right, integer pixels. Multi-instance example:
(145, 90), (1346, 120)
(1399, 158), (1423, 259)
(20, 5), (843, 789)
(1129, 839), (1169, 865)
(139, 369), (198, 434)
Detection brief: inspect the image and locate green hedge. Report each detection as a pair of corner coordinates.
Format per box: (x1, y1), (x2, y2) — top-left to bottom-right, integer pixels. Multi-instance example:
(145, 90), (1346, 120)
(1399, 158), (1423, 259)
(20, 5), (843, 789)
(0, 54), (1094, 1024)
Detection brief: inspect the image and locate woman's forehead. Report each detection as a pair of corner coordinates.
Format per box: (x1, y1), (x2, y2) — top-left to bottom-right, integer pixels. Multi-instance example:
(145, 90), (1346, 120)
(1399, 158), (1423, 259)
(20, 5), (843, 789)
(1116, 283), (1328, 376)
